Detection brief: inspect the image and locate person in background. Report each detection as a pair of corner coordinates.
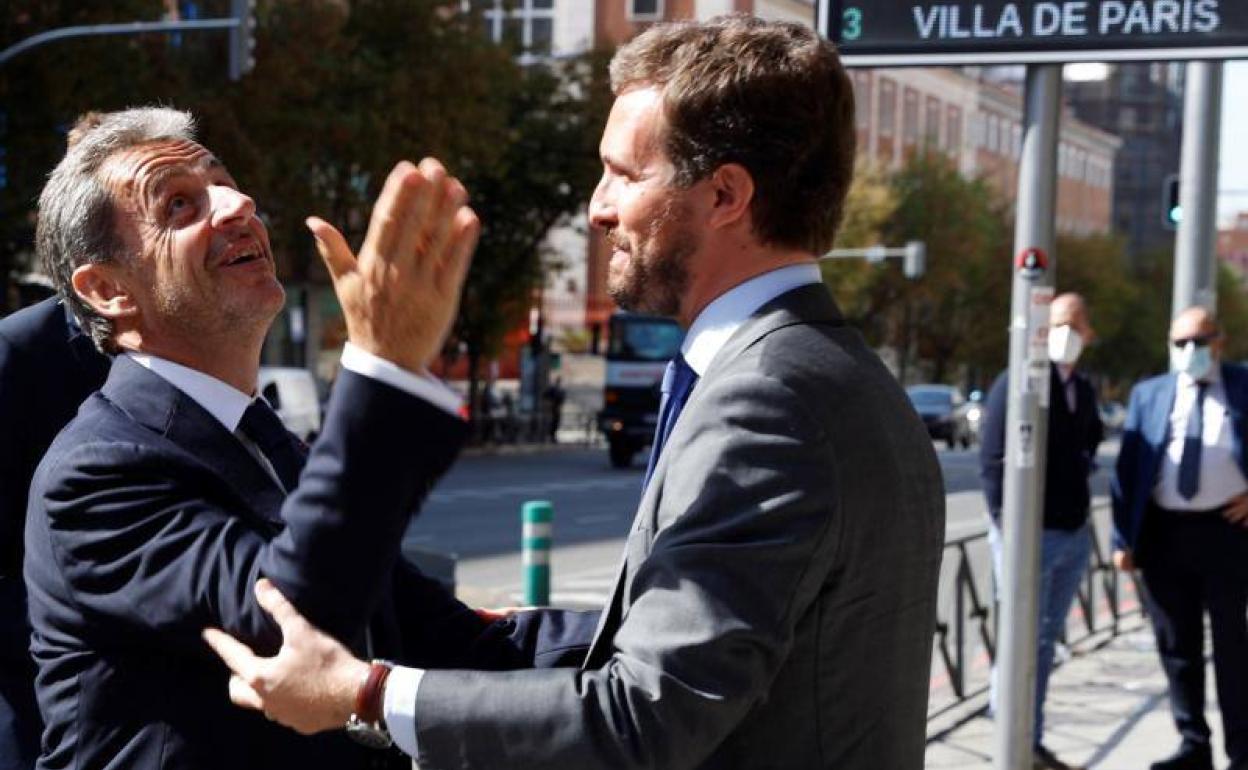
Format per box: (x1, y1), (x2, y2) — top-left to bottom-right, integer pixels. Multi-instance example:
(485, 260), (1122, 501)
(980, 292), (1103, 770)
(1113, 306), (1248, 770)
(0, 296), (109, 770)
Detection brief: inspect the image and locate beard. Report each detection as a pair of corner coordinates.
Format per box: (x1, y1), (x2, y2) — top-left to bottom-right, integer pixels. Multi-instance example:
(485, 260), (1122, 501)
(606, 194), (698, 318)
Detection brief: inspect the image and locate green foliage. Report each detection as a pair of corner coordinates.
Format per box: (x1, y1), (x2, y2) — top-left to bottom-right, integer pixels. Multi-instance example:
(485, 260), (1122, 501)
(0, 0), (607, 402)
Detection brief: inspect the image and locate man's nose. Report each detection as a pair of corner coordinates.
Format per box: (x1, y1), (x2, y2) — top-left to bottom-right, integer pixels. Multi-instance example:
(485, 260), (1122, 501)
(588, 180), (615, 231)
(209, 185), (257, 229)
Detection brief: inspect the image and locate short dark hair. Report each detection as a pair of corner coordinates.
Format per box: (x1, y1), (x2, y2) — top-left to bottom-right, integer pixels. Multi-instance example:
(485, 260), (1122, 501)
(609, 15), (856, 254)
(36, 108), (197, 353)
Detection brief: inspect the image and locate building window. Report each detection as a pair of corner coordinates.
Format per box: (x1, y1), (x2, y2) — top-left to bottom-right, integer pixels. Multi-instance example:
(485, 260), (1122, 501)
(925, 96), (942, 148)
(628, 0), (662, 20)
(853, 72), (871, 130)
(465, 0), (557, 55)
(946, 106), (962, 155)
(879, 78), (896, 136)
(1011, 124), (1021, 158)
(903, 88), (919, 144)
(986, 113), (999, 153)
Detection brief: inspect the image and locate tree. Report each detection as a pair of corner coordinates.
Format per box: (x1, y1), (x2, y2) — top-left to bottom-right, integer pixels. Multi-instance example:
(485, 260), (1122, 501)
(883, 152), (1012, 386)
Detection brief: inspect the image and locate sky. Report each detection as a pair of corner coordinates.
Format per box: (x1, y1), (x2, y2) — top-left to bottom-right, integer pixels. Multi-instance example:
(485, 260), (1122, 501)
(1220, 61), (1248, 226)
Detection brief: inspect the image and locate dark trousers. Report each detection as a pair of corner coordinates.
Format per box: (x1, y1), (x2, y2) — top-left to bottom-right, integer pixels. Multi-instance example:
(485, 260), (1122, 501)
(1140, 505), (1248, 761)
(0, 578), (40, 770)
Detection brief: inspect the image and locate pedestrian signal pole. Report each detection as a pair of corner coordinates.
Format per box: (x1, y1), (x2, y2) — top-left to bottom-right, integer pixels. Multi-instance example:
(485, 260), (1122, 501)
(996, 63), (1061, 770)
(1172, 61), (1223, 317)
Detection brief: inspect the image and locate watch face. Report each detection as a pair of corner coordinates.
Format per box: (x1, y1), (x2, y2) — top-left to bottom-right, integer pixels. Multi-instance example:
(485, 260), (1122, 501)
(346, 718), (394, 750)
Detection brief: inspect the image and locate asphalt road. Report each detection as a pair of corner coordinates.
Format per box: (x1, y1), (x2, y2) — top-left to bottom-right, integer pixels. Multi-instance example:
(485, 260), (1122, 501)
(404, 437), (1121, 609)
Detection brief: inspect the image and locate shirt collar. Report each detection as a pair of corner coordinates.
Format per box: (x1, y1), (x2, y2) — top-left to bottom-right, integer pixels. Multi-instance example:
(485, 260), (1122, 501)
(124, 351), (256, 433)
(681, 263), (822, 376)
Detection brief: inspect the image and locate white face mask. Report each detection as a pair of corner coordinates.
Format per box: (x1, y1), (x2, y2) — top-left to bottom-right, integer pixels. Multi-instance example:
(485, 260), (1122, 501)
(1048, 324), (1084, 366)
(1171, 341), (1215, 380)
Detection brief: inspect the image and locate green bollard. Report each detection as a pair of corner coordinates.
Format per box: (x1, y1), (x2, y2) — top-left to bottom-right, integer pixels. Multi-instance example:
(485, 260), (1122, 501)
(521, 500), (552, 606)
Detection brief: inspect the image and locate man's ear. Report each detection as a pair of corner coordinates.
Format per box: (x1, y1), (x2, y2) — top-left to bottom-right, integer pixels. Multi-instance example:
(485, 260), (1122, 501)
(71, 262), (137, 321)
(707, 163), (755, 231)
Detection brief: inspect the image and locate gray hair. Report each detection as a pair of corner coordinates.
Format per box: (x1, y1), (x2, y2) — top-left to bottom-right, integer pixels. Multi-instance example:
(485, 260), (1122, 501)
(36, 107), (197, 353)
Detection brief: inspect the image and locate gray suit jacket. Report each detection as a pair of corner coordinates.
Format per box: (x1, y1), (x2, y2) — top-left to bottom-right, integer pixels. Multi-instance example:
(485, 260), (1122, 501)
(413, 284), (945, 769)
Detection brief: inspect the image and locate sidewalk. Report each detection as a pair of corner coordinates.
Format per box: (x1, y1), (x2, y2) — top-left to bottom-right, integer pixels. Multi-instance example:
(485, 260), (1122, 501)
(926, 625), (1232, 769)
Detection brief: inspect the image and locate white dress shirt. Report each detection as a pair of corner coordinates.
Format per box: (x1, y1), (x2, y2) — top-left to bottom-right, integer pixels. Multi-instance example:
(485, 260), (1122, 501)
(1152, 369), (1248, 511)
(126, 343), (463, 489)
(382, 261), (825, 759)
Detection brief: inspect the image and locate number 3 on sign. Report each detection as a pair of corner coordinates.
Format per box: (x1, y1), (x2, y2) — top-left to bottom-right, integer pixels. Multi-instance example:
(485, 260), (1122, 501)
(842, 7), (863, 41)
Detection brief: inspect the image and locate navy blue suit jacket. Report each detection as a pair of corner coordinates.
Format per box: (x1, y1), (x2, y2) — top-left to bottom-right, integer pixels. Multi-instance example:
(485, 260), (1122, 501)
(979, 364), (1103, 529)
(1111, 363), (1248, 558)
(0, 298), (109, 770)
(23, 356), (593, 770)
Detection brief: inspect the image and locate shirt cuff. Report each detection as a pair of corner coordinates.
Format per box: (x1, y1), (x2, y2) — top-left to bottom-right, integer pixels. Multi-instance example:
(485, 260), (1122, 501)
(340, 343), (463, 418)
(383, 665), (425, 759)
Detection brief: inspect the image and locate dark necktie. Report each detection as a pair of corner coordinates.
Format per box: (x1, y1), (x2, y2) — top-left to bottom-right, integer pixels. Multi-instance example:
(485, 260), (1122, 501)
(643, 354), (699, 491)
(239, 398), (306, 492)
(1177, 381), (1208, 500)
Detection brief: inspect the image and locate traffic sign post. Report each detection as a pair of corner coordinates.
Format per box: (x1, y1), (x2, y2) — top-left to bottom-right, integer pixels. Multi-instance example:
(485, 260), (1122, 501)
(817, 0), (1248, 66)
(996, 64), (1061, 770)
(1172, 61), (1222, 316)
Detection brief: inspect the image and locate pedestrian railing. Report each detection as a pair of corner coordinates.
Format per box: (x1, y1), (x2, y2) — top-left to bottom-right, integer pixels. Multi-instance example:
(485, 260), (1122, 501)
(928, 504), (1145, 723)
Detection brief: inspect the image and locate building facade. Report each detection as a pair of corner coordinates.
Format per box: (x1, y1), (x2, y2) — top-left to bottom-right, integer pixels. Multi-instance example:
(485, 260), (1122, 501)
(1064, 63), (1185, 261)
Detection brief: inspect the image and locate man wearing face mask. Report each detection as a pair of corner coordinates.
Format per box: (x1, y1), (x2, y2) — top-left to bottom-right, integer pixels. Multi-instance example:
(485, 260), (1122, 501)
(980, 292), (1104, 770)
(1112, 306), (1248, 770)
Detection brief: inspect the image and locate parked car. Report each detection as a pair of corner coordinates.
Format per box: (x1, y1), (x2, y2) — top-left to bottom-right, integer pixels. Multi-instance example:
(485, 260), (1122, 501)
(906, 384), (977, 449)
(258, 367), (322, 442)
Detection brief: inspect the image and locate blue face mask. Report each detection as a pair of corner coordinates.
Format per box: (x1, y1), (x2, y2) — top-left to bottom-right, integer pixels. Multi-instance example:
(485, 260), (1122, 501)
(1171, 341), (1214, 380)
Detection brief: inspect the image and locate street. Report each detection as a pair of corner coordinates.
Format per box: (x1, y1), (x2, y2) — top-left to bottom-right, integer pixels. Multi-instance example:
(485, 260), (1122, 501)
(404, 438), (1121, 610)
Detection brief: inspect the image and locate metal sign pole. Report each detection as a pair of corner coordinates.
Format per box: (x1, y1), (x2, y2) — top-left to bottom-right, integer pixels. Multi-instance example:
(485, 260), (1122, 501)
(1172, 61), (1224, 317)
(995, 63), (1062, 770)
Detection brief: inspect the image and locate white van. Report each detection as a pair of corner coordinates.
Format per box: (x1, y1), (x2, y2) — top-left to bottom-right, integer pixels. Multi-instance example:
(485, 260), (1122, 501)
(257, 367), (322, 442)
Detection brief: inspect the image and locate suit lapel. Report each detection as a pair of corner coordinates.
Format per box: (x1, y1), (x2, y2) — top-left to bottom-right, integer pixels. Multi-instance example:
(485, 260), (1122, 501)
(1150, 373), (1178, 450)
(1222, 364), (1247, 475)
(582, 283), (845, 667)
(101, 357), (287, 527)
(642, 283), (844, 499)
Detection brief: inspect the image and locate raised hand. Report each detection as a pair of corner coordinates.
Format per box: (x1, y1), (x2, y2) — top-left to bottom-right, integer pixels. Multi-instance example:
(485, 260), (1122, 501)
(202, 579), (368, 735)
(306, 159), (479, 373)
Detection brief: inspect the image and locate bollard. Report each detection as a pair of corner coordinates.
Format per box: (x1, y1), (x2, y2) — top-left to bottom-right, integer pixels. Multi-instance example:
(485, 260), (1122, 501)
(521, 500), (552, 606)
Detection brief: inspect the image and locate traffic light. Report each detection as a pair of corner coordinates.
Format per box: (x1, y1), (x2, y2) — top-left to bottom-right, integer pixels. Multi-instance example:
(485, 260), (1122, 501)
(1163, 173), (1181, 230)
(228, 0), (256, 81)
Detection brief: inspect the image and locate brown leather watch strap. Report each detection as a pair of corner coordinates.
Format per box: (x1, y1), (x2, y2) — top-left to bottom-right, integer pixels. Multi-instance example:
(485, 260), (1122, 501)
(354, 660), (394, 725)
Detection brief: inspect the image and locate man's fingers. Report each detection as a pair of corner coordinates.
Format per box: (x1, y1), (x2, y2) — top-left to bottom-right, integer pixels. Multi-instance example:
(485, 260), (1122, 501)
(253, 579), (306, 635)
(360, 161), (421, 267)
(390, 159), (444, 266)
(423, 176), (468, 274)
(202, 627), (262, 679)
(227, 674), (266, 712)
(437, 208), (479, 298)
(305, 217), (354, 282)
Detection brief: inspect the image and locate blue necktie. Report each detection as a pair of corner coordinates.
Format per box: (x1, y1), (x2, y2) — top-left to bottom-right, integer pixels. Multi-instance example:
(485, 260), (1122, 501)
(642, 354), (699, 491)
(1177, 381), (1208, 500)
(239, 398), (307, 492)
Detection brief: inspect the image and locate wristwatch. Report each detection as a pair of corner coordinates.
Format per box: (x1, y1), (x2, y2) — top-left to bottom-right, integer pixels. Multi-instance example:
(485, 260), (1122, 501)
(345, 659), (394, 750)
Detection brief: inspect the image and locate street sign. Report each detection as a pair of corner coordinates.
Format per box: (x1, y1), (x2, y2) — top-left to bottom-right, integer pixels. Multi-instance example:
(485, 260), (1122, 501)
(817, 0), (1248, 66)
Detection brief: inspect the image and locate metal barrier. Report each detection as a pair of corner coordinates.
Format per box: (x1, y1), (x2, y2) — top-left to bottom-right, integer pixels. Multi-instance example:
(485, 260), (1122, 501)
(928, 504), (1145, 722)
